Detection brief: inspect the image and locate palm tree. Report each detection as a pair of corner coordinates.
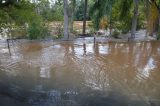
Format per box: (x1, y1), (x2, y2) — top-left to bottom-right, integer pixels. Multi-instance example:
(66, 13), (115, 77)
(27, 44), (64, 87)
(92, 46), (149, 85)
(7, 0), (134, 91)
(147, 0), (160, 38)
(90, 0), (115, 30)
(130, 0), (139, 39)
(119, 0), (160, 39)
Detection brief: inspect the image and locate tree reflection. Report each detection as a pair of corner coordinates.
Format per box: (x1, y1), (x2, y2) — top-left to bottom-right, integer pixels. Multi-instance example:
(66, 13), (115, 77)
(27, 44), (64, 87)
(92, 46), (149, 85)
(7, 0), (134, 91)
(0, 41), (160, 105)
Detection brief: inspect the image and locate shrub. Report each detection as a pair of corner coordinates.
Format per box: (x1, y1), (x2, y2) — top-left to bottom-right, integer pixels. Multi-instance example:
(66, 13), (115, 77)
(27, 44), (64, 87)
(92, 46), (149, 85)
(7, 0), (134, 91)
(112, 30), (120, 38)
(27, 22), (50, 40)
(52, 22), (63, 39)
(99, 16), (108, 29)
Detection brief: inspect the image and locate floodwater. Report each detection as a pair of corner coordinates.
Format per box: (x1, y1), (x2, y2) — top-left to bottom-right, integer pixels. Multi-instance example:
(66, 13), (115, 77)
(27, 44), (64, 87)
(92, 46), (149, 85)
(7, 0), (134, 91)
(0, 38), (160, 106)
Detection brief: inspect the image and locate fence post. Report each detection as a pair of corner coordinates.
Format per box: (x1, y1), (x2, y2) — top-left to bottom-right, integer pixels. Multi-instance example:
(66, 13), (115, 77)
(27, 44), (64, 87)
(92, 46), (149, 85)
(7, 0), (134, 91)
(7, 39), (11, 56)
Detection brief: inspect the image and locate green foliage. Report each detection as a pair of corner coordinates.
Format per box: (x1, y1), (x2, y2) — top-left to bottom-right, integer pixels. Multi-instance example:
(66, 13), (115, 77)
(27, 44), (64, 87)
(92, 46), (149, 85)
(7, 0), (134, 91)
(117, 17), (132, 34)
(27, 22), (41, 39)
(157, 27), (160, 40)
(137, 3), (146, 29)
(0, 10), (10, 24)
(90, 0), (115, 29)
(27, 21), (50, 40)
(88, 0), (150, 35)
(74, 0), (85, 21)
(50, 6), (63, 21)
(110, 0), (132, 33)
(0, 0), (52, 39)
(37, 0), (63, 21)
(1, 0), (160, 40)
(119, 0), (132, 21)
(0, 0), (40, 38)
(74, 0), (93, 21)
(0, 0), (36, 25)
(110, 0), (145, 33)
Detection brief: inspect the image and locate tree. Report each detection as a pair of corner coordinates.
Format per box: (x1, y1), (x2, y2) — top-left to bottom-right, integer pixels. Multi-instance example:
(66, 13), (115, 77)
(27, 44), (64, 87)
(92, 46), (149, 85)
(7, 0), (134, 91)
(0, 0), (36, 37)
(63, 0), (69, 40)
(0, 0), (51, 39)
(118, 0), (160, 39)
(69, 0), (76, 32)
(74, 0), (84, 21)
(147, 0), (160, 38)
(82, 0), (88, 34)
(130, 0), (139, 39)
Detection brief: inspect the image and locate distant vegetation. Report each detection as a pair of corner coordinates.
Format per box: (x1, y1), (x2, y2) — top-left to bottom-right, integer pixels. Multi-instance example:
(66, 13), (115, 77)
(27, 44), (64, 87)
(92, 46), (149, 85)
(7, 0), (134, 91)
(0, 0), (160, 40)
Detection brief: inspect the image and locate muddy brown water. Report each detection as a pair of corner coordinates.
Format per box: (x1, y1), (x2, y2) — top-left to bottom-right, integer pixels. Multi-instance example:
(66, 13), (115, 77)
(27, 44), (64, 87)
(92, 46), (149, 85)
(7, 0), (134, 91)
(0, 38), (160, 106)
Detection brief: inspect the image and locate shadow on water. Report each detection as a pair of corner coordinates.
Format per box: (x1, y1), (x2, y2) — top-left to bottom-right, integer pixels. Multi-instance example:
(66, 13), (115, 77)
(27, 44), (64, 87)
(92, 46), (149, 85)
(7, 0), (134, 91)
(0, 38), (160, 106)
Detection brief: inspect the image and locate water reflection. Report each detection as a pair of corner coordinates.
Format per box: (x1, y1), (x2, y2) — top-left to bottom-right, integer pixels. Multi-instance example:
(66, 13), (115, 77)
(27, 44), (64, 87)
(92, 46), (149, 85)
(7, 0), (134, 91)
(40, 67), (50, 78)
(137, 57), (155, 78)
(0, 39), (160, 106)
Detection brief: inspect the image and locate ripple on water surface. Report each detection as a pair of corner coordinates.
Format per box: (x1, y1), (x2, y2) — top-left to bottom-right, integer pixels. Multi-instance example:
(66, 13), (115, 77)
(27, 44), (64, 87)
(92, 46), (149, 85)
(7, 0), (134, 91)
(0, 40), (160, 106)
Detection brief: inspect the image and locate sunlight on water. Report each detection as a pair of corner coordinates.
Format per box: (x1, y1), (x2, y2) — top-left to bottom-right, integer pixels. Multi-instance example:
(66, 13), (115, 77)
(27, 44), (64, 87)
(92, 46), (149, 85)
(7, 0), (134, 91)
(40, 67), (50, 78)
(74, 45), (84, 56)
(1, 48), (8, 53)
(142, 58), (155, 77)
(137, 57), (156, 80)
(99, 44), (109, 55)
(86, 44), (94, 54)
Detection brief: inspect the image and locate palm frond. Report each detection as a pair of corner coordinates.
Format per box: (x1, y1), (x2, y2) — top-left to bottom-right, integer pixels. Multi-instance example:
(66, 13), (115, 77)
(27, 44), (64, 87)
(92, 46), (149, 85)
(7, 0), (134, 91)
(119, 0), (133, 20)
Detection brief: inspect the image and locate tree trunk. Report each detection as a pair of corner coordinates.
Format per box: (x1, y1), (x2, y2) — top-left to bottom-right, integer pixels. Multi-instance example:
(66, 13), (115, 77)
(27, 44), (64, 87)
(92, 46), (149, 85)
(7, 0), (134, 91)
(63, 0), (69, 40)
(130, 0), (139, 39)
(82, 0), (88, 35)
(159, 13), (160, 26)
(158, 10), (160, 39)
